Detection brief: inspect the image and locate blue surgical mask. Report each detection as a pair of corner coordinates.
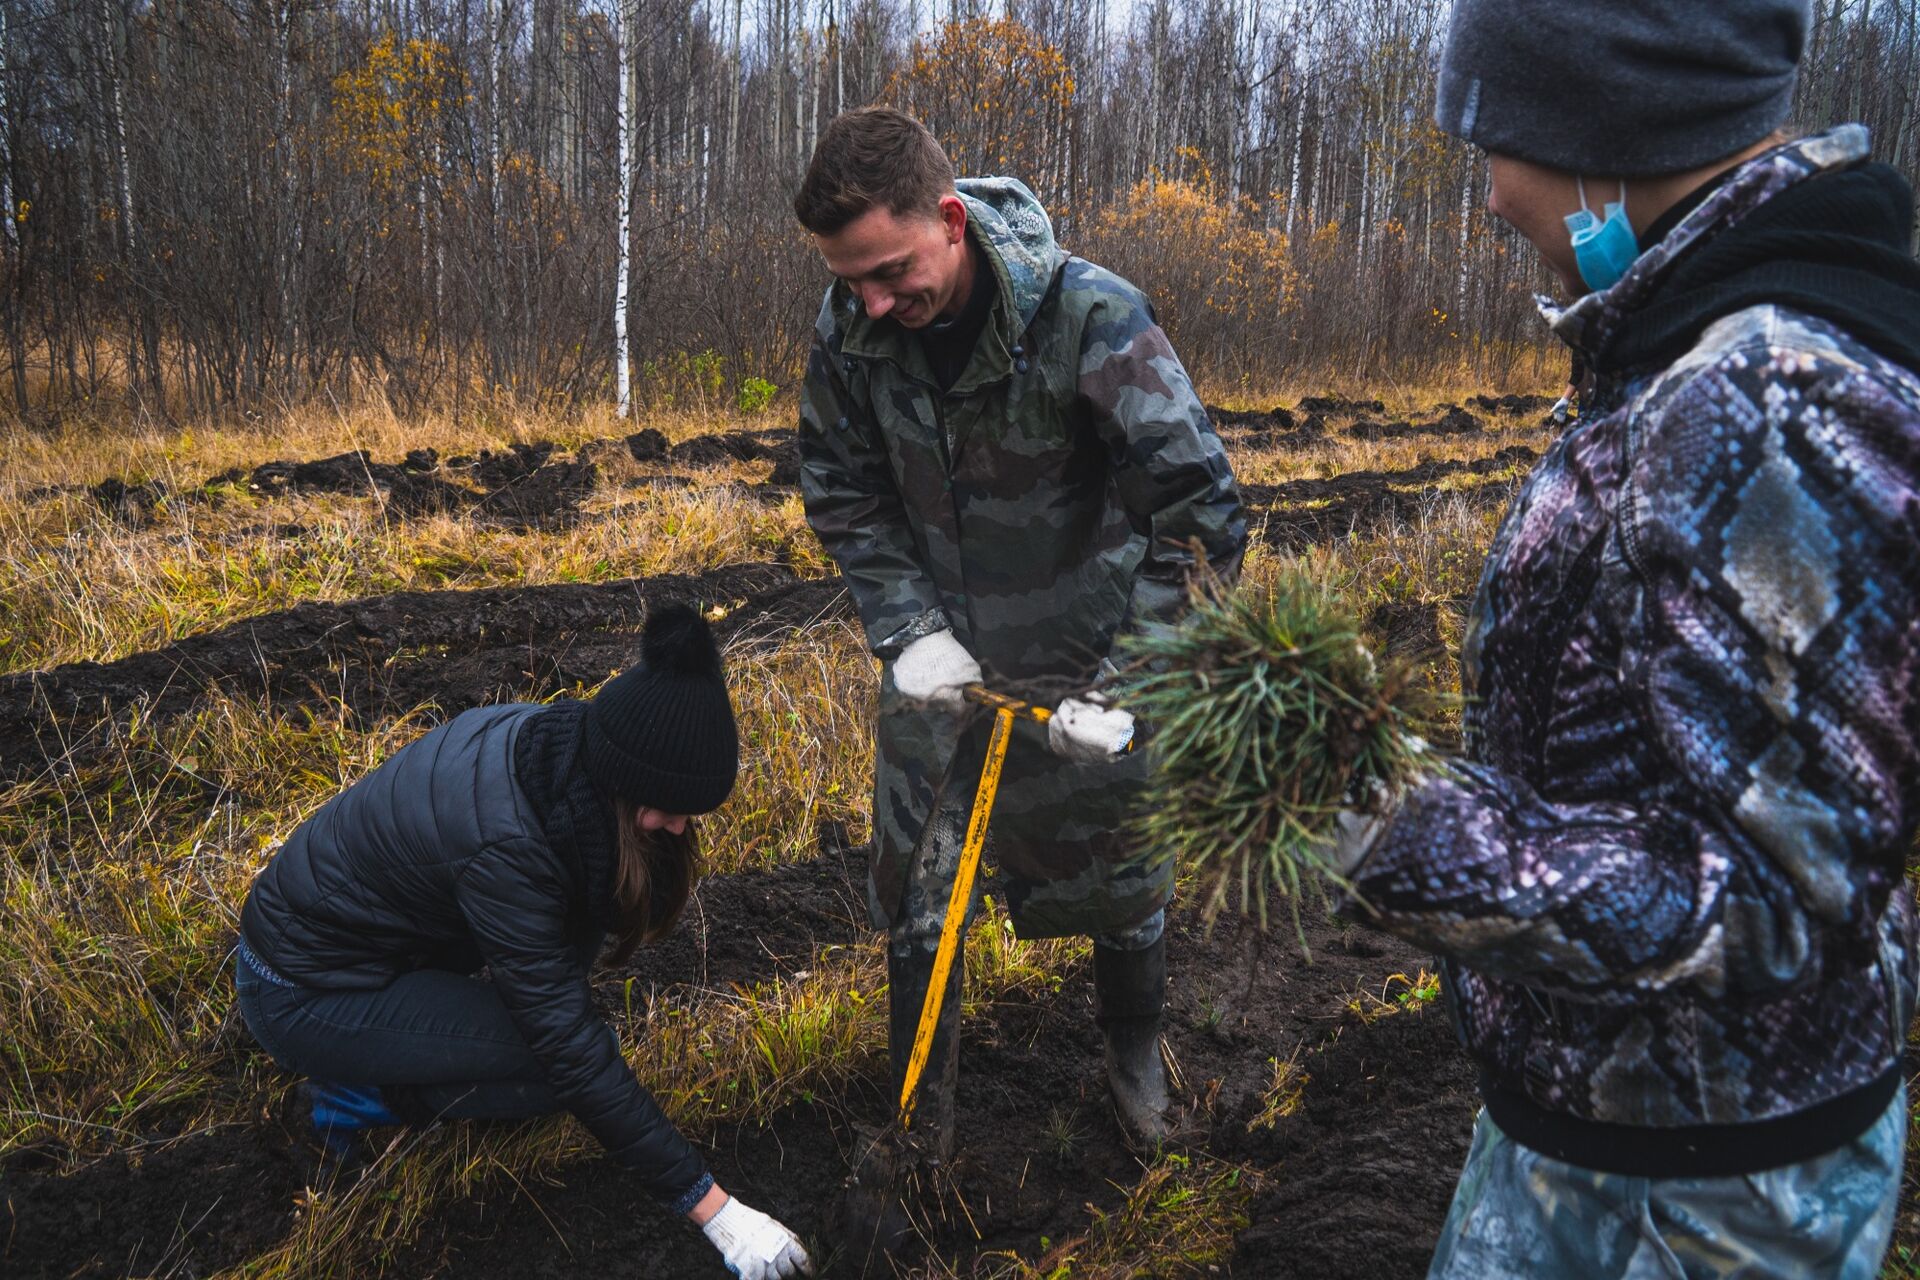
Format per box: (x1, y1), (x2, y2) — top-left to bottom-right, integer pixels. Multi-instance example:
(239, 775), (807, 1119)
(1563, 177), (1639, 294)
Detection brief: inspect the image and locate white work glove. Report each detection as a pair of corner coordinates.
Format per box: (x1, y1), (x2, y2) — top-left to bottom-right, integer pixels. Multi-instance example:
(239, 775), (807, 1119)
(1323, 758), (1424, 878)
(891, 629), (981, 711)
(700, 1195), (812, 1279)
(1048, 696), (1136, 763)
(1325, 808), (1392, 877)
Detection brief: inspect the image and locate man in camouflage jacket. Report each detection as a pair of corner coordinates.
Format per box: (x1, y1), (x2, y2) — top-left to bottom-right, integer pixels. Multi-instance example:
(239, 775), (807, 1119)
(792, 107), (1245, 1151)
(1332, 2), (1920, 1275)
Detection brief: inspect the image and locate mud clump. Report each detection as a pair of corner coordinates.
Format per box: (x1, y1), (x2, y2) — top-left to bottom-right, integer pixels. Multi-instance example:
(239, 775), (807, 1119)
(65, 424), (805, 534)
(625, 428), (670, 462)
(1296, 394), (1387, 416)
(1469, 393), (1554, 416)
(1349, 406), (1482, 441)
(474, 457), (599, 532)
(463, 442), (557, 488)
(238, 449), (475, 519)
(1206, 404), (1326, 449)
(1366, 597), (1472, 666)
(1210, 404), (1297, 432)
(88, 477), (173, 528)
(1239, 444), (1536, 550)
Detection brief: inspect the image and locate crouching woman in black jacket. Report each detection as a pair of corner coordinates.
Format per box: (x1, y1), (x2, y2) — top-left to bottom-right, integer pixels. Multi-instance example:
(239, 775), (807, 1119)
(234, 604), (811, 1280)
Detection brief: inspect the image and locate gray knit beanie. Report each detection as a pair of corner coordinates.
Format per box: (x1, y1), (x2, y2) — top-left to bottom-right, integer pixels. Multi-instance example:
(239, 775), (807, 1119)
(1435, 0), (1810, 176)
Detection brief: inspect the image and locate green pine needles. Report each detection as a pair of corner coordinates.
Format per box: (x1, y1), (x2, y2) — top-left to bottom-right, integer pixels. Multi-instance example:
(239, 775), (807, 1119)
(1114, 566), (1446, 938)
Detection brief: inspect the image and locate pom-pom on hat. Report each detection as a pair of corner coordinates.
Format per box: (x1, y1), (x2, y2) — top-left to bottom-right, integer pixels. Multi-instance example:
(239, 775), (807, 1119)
(580, 603), (738, 815)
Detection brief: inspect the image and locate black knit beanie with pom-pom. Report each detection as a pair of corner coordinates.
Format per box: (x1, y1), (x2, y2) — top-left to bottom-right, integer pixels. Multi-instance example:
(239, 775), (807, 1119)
(580, 603), (738, 814)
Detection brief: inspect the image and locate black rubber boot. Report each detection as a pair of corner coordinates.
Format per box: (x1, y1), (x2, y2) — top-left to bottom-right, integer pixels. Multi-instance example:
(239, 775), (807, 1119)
(888, 940), (963, 1162)
(1093, 935), (1171, 1145)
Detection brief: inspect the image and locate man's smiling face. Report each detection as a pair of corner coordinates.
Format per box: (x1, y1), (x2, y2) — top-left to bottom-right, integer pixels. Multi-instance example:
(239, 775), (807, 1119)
(814, 195), (970, 329)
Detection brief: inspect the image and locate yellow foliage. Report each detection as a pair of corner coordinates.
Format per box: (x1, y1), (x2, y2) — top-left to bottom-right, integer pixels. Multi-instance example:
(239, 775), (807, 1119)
(886, 19), (1073, 179)
(328, 34), (463, 196)
(1087, 172), (1301, 330)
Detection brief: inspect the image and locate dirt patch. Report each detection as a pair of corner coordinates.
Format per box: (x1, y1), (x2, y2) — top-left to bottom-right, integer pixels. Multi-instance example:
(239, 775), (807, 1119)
(377, 897), (1480, 1280)
(1239, 447), (1535, 552)
(0, 1114), (315, 1279)
(669, 429), (802, 486)
(1348, 406), (1483, 442)
(88, 477), (180, 528)
(1243, 446), (1536, 509)
(1468, 393), (1554, 417)
(0, 563), (850, 786)
(1207, 405), (1329, 450)
(1296, 395), (1387, 416)
(64, 426), (802, 536)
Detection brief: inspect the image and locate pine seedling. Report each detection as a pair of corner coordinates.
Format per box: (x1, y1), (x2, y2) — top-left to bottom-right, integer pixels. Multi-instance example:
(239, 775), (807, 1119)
(1113, 564), (1445, 942)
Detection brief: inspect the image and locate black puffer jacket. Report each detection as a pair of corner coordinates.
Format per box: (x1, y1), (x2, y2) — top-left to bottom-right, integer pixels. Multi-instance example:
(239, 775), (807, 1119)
(240, 700), (707, 1205)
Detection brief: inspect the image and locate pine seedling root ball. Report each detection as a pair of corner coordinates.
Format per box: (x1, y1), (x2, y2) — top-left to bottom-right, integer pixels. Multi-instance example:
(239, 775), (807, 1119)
(1113, 566), (1447, 941)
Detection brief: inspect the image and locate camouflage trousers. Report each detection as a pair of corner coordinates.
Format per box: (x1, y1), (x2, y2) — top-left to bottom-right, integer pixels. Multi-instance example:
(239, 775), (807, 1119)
(1427, 1088), (1906, 1280)
(886, 795), (1165, 957)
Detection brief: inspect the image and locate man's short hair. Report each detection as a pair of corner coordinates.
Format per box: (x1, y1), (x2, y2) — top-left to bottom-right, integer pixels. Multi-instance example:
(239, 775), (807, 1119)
(793, 107), (955, 235)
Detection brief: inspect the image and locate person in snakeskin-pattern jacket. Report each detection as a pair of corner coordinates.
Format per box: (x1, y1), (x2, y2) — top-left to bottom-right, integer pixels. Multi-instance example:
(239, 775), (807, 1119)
(1334, 3), (1920, 1277)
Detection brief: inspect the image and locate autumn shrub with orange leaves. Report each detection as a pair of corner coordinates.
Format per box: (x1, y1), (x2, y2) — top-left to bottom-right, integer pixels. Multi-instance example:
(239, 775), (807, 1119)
(886, 18), (1075, 188)
(1080, 165), (1301, 385)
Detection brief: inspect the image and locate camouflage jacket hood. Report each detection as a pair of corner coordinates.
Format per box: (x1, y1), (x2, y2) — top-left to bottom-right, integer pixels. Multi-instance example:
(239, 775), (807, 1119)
(798, 179), (1245, 939)
(1351, 126), (1920, 1140)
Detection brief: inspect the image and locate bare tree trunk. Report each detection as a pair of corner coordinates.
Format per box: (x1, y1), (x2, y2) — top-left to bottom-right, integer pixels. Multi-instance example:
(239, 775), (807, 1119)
(727, 0), (743, 194)
(0, 0), (23, 416)
(98, 0), (143, 403)
(1285, 69), (1306, 240)
(0, 0), (14, 264)
(616, 0), (633, 418)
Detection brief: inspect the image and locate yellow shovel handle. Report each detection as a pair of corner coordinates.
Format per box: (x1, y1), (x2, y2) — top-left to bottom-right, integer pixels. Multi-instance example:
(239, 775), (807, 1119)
(898, 703), (1016, 1126)
(962, 684), (1053, 724)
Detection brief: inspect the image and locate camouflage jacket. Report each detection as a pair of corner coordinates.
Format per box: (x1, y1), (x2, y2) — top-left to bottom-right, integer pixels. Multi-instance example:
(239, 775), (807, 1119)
(1355, 127), (1920, 1132)
(798, 177), (1245, 939)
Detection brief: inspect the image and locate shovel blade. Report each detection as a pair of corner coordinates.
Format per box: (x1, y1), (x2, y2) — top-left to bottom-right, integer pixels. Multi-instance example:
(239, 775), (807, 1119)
(829, 1124), (935, 1275)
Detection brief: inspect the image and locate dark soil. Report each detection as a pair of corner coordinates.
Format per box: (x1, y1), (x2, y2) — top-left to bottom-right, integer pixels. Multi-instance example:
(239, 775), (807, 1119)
(1240, 446), (1535, 551)
(1295, 395), (1387, 416)
(1207, 405), (1329, 450)
(1468, 393), (1554, 417)
(60, 426), (803, 534)
(88, 477), (180, 527)
(669, 428), (800, 485)
(1, 827), (1480, 1280)
(1348, 406), (1483, 442)
(0, 563), (851, 786)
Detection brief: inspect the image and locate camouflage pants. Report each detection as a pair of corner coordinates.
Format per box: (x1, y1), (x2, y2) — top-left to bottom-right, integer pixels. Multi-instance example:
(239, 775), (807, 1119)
(1427, 1089), (1906, 1280)
(887, 796), (1165, 956)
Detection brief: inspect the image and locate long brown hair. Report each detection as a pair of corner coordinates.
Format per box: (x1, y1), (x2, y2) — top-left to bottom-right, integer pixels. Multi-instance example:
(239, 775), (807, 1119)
(605, 797), (701, 965)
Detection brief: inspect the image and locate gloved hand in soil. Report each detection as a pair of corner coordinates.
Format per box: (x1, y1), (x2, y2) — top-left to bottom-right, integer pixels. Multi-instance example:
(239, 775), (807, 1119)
(1049, 695), (1136, 763)
(891, 630), (982, 712)
(698, 1194), (813, 1279)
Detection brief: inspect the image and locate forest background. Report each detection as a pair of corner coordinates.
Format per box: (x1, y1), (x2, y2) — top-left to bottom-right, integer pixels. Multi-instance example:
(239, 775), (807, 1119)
(3, 0), (1918, 426)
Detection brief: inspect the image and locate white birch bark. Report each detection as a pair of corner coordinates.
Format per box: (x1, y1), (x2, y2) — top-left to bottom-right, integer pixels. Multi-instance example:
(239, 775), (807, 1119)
(0, 1), (15, 258)
(616, 0), (634, 418)
(0, 40), (15, 268)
